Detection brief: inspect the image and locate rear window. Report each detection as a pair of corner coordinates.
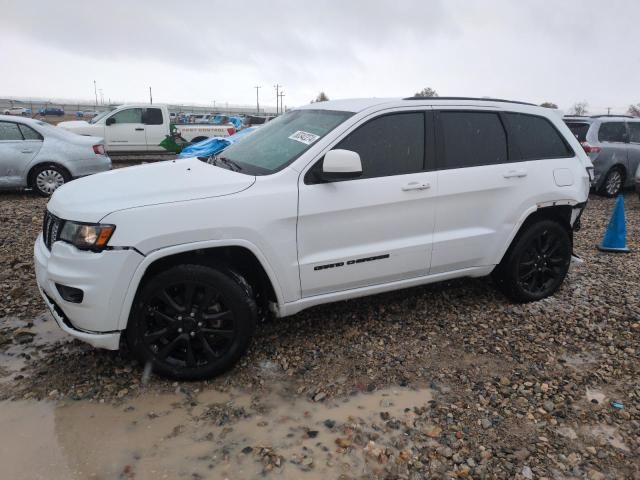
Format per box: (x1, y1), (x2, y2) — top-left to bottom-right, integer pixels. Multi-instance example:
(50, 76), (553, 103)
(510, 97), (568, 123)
(628, 123), (640, 143)
(505, 113), (573, 160)
(564, 122), (590, 142)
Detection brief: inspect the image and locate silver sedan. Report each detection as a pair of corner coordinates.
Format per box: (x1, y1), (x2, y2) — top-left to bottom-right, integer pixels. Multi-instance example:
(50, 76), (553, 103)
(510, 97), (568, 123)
(0, 115), (111, 196)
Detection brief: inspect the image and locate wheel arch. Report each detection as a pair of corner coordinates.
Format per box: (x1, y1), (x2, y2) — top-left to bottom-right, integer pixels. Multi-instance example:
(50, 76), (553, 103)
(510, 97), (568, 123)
(494, 203), (575, 268)
(117, 242), (282, 330)
(27, 161), (71, 188)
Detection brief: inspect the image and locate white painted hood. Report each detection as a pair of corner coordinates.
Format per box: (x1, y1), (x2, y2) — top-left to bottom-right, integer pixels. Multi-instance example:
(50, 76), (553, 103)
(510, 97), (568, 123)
(47, 158), (256, 222)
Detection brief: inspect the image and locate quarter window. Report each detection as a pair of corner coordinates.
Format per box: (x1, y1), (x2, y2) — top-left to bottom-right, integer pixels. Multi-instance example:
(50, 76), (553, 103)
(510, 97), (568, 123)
(0, 122), (23, 141)
(18, 124), (42, 140)
(598, 122), (627, 142)
(110, 108), (143, 124)
(334, 112), (425, 179)
(505, 113), (573, 159)
(628, 123), (640, 143)
(440, 112), (507, 168)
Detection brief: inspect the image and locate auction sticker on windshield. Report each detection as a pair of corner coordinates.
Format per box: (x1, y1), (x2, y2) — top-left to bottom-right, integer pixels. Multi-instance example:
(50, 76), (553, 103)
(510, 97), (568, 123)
(288, 130), (320, 145)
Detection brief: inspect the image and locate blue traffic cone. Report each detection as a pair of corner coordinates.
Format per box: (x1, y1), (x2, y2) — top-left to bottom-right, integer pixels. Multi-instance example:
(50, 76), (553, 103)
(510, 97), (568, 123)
(598, 195), (630, 253)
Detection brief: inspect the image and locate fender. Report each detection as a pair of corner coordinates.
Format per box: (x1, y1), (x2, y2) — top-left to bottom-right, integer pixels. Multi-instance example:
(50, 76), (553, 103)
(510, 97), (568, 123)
(492, 199), (583, 266)
(115, 238), (285, 330)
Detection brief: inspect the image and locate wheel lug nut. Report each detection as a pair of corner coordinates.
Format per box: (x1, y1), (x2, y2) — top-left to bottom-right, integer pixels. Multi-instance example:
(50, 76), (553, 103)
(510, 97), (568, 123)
(190, 312), (195, 317)
(177, 316), (182, 321)
(177, 328), (183, 333)
(197, 322), (203, 327)
(190, 331), (196, 337)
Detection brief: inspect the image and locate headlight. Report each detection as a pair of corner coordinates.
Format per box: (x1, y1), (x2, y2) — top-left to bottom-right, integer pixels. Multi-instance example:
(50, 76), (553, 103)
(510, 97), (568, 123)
(59, 222), (115, 251)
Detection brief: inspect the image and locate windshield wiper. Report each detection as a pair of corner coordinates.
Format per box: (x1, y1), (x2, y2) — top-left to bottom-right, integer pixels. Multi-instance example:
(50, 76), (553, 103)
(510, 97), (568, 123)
(215, 156), (243, 172)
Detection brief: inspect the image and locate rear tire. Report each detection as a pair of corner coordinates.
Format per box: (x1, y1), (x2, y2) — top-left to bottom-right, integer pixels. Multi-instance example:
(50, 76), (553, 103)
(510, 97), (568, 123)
(126, 264), (257, 380)
(31, 164), (69, 196)
(492, 220), (571, 303)
(599, 167), (625, 197)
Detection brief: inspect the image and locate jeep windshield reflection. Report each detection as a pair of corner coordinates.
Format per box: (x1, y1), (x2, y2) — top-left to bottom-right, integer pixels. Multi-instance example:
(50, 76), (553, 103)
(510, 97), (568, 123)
(215, 109), (352, 175)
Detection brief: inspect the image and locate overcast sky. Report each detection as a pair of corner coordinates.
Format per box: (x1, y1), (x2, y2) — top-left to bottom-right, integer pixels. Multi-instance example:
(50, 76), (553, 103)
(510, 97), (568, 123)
(0, 0), (638, 113)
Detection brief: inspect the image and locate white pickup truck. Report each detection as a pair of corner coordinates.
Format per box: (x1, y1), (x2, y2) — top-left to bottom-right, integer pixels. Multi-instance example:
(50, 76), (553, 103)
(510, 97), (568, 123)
(58, 104), (235, 153)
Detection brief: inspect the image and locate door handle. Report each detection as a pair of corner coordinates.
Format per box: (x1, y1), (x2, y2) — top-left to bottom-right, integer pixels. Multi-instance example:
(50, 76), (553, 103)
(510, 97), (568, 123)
(503, 169), (527, 178)
(21, 150), (33, 154)
(135, 128), (145, 131)
(402, 181), (431, 191)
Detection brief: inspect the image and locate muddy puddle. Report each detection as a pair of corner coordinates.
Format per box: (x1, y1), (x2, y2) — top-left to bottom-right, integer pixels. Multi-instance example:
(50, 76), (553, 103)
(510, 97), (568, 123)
(0, 313), (69, 383)
(0, 384), (434, 479)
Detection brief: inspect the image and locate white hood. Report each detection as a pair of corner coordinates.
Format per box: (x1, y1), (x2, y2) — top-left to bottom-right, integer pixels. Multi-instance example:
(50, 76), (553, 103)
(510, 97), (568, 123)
(47, 158), (256, 222)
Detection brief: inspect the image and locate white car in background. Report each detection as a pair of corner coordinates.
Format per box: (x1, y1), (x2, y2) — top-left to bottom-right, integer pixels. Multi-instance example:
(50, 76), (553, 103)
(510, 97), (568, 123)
(3, 107), (30, 116)
(0, 115), (111, 196)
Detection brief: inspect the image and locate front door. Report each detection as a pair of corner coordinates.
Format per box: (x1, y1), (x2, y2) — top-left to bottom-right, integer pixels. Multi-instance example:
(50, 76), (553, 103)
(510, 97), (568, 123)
(104, 108), (147, 151)
(297, 111), (437, 297)
(0, 121), (42, 187)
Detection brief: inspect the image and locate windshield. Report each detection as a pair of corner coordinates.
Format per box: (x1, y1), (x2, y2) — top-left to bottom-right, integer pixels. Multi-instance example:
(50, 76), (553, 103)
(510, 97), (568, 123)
(90, 108), (115, 124)
(220, 109), (352, 175)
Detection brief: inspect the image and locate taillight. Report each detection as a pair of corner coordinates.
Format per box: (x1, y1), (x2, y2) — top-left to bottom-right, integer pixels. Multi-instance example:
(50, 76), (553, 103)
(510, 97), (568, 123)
(580, 141), (601, 154)
(227, 127), (235, 136)
(93, 144), (105, 155)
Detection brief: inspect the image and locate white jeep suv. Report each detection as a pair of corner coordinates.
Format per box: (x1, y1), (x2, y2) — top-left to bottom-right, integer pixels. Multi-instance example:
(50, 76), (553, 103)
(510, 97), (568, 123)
(34, 97), (592, 379)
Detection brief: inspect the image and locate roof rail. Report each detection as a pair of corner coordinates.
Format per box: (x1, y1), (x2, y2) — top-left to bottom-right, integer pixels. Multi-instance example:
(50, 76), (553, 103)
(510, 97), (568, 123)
(590, 114), (635, 119)
(403, 96), (535, 106)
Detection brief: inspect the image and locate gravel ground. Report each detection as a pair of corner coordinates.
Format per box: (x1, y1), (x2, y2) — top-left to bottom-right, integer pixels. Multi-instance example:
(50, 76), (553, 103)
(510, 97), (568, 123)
(0, 186), (638, 479)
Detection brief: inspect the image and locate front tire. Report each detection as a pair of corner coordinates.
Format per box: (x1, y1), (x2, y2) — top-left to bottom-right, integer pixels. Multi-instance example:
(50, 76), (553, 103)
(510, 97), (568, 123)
(31, 164), (69, 196)
(127, 264), (257, 380)
(493, 220), (571, 303)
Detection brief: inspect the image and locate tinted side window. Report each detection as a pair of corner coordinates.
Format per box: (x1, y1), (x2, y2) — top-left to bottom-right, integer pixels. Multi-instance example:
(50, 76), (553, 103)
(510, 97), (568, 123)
(18, 124), (43, 140)
(144, 108), (163, 125)
(0, 122), (23, 141)
(440, 112), (507, 168)
(110, 108), (143, 124)
(506, 113), (573, 159)
(628, 123), (640, 143)
(598, 122), (627, 142)
(334, 112), (425, 179)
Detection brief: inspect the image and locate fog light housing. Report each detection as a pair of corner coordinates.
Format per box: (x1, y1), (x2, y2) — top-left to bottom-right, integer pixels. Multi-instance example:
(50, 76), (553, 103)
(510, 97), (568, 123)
(55, 283), (84, 304)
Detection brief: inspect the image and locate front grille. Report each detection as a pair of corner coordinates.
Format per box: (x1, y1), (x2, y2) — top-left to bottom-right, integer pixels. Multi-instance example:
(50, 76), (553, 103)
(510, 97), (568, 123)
(42, 210), (64, 250)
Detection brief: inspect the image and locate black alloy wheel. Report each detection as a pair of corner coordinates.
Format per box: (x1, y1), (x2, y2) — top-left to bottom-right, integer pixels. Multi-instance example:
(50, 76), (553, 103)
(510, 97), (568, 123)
(127, 264), (256, 380)
(493, 220), (571, 303)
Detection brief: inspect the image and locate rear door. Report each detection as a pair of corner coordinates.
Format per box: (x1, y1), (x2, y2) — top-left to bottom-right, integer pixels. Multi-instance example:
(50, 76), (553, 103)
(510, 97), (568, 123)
(431, 110), (530, 274)
(297, 111), (437, 297)
(143, 107), (167, 151)
(431, 110), (577, 274)
(0, 121), (42, 187)
(626, 122), (640, 187)
(104, 108), (146, 151)
(597, 121), (629, 176)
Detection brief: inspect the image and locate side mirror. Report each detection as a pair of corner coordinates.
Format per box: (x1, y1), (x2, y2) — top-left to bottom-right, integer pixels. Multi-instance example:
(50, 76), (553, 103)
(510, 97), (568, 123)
(321, 149), (362, 180)
(106, 117), (115, 126)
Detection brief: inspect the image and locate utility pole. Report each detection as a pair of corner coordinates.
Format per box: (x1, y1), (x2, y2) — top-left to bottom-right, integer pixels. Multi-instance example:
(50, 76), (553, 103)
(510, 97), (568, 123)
(607, 107), (611, 115)
(274, 84), (281, 115)
(254, 86), (261, 114)
(278, 91), (285, 114)
(99, 89), (104, 105)
(93, 80), (98, 107)
(149, 86), (153, 104)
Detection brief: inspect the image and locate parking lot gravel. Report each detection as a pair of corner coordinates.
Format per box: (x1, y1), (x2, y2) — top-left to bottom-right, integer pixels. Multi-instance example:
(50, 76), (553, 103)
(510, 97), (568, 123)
(0, 186), (638, 479)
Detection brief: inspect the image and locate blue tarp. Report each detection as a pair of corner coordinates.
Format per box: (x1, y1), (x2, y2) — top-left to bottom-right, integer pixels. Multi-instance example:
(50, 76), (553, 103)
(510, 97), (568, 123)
(177, 127), (258, 158)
